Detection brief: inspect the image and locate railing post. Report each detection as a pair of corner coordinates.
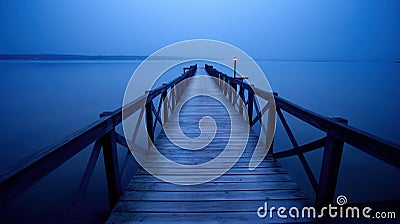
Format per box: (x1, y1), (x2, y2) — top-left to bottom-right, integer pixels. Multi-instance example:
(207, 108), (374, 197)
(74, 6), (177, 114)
(269, 138), (274, 155)
(315, 117), (348, 207)
(228, 79), (233, 103)
(145, 91), (154, 148)
(220, 74), (222, 88)
(247, 90), (254, 126)
(162, 88), (168, 124)
(231, 82), (237, 105)
(176, 83), (182, 103)
(170, 85), (175, 111)
(223, 77), (228, 95)
(99, 112), (122, 208)
(183, 78), (187, 89)
(221, 76), (224, 93)
(238, 86), (245, 115)
(269, 92), (278, 154)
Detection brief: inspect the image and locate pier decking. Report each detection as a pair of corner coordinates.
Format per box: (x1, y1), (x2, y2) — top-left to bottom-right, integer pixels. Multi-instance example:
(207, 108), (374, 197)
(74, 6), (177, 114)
(107, 70), (312, 223)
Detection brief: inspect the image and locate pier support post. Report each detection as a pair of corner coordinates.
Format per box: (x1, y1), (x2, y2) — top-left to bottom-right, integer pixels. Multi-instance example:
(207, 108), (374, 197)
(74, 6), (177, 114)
(238, 86), (244, 115)
(269, 138), (274, 155)
(231, 82), (237, 105)
(316, 117), (348, 207)
(228, 80), (232, 103)
(99, 112), (122, 208)
(223, 77), (228, 95)
(247, 91), (254, 126)
(162, 84), (168, 124)
(170, 86), (175, 111)
(145, 90), (154, 149)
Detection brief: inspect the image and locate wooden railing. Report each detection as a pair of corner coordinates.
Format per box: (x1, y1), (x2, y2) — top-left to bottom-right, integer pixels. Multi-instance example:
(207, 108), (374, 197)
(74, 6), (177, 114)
(205, 64), (269, 128)
(0, 65), (197, 212)
(145, 65), (196, 145)
(205, 64), (400, 207)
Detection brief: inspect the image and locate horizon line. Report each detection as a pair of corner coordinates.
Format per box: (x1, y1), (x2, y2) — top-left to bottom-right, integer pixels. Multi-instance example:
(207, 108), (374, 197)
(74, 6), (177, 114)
(0, 54), (398, 63)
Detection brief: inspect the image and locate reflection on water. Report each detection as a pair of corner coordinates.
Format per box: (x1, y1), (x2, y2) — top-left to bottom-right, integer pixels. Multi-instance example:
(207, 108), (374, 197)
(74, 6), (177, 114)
(0, 60), (399, 222)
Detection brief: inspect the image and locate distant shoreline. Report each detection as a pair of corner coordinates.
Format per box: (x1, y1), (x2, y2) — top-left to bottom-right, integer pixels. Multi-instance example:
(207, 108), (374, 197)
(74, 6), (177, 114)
(0, 54), (398, 63)
(0, 54), (148, 61)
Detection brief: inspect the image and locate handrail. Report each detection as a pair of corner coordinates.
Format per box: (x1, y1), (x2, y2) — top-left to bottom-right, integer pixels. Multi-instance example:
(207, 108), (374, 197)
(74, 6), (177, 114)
(146, 65), (197, 103)
(205, 64), (400, 207)
(274, 93), (400, 169)
(145, 65), (197, 143)
(0, 64), (197, 208)
(205, 64), (262, 127)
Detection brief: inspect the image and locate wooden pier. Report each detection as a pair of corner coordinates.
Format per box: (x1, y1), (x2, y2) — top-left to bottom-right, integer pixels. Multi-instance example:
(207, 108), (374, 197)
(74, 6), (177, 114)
(107, 70), (312, 223)
(0, 64), (399, 223)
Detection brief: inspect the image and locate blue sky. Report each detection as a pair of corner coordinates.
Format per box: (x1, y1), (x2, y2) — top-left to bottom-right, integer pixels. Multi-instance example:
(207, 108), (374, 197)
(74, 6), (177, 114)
(0, 0), (399, 60)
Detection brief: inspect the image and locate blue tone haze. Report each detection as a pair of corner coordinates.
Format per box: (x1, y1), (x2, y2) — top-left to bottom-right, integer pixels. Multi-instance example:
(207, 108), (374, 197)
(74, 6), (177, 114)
(0, 0), (399, 222)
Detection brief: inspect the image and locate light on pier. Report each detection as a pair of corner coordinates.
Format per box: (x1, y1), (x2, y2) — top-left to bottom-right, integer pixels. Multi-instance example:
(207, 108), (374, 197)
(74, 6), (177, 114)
(233, 56), (237, 78)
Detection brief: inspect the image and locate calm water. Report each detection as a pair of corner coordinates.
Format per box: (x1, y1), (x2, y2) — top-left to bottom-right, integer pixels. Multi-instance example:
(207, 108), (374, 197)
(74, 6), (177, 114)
(0, 60), (399, 222)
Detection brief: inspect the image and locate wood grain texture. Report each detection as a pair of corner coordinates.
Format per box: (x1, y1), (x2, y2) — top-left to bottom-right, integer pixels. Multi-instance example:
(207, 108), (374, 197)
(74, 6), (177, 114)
(107, 69), (311, 223)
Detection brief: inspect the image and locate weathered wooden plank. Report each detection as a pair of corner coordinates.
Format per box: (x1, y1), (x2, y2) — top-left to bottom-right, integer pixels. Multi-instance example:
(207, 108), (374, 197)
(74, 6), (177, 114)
(141, 155), (273, 160)
(126, 181), (301, 191)
(131, 173), (293, 183)
(120, 189), (308, 201)
(134, 167), (287, 175)
(147, 150), (271, 156)
(138, 157), (274, 165)
(141, 161), (279, 168)
(112, 199), (312, 212)
(143, 151), (274, 157)
(107, 212), (313, 224)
